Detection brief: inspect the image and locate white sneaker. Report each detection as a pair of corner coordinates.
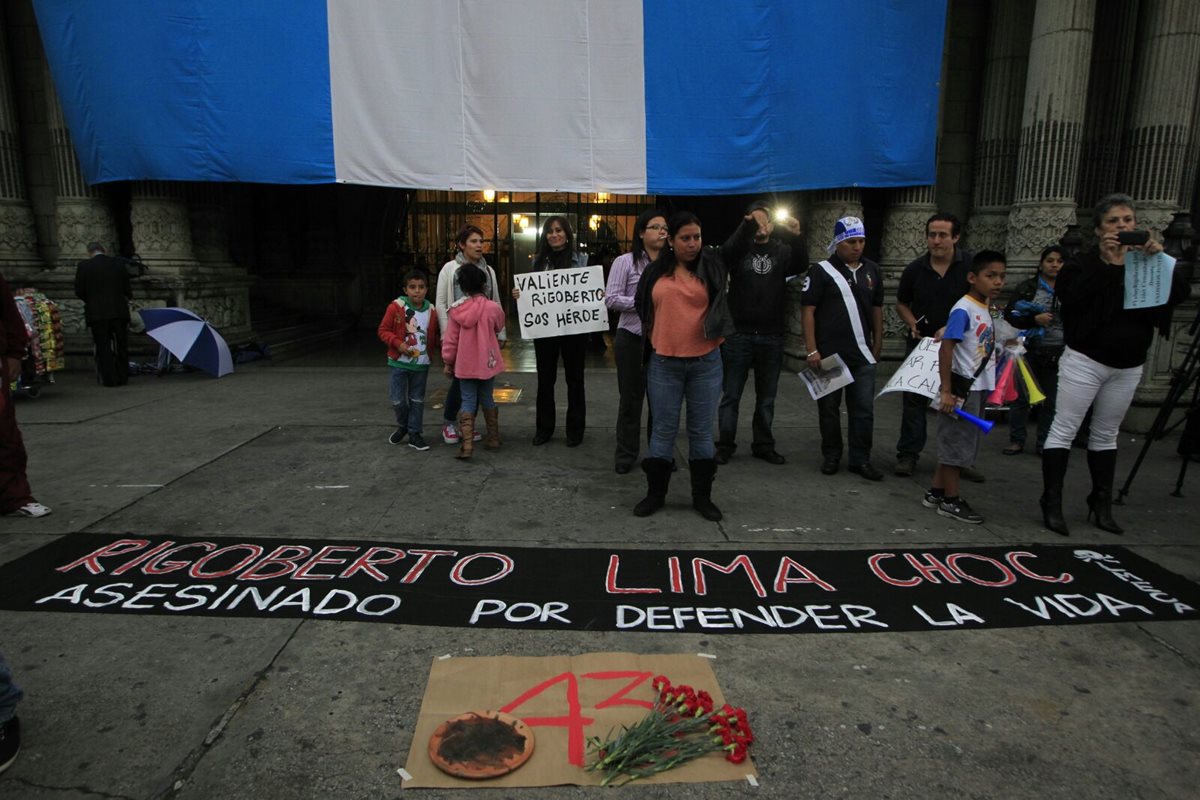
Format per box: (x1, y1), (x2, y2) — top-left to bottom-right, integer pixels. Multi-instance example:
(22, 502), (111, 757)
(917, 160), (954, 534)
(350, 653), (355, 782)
(442, 423), (460, 444)
(9, 502), (51, 518)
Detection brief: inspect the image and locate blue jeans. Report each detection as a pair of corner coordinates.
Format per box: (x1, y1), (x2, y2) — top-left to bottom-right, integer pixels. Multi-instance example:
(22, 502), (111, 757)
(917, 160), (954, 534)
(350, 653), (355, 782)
(646, 348), (723, 461)
(389, 367), (429, 434)
(717, 333), (784, 455)
(896, 336), (928, 461)
(0, 651), (21, 723)
(459, 377), (496, 414)
(817, 362), (877, 466)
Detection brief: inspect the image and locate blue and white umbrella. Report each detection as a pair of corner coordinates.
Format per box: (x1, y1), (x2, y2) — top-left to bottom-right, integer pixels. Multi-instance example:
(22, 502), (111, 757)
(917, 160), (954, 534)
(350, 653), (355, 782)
(138, 307), (233, 378)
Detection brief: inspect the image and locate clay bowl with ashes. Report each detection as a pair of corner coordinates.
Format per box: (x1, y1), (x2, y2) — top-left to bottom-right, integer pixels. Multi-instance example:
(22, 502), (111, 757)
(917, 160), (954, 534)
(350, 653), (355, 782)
(428, 710), (535, 779)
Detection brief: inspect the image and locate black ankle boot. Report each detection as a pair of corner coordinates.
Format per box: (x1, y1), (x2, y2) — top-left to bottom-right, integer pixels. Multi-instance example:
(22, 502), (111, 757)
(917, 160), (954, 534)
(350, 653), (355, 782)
(1086, 449), (1123, 534)
(1040, 448), (1070, 536)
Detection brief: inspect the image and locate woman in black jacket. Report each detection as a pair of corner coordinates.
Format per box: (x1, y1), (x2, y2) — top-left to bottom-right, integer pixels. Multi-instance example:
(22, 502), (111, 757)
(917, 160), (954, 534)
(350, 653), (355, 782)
(632, 212), (734, 521)
(514, 216), (591, 446)
(1040, 194), (1191, 536)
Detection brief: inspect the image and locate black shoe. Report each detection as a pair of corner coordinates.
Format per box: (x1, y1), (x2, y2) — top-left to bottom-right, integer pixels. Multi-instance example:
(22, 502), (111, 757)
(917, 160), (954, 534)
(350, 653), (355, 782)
(894, 456), (916, 477)
(408, 433), (430, 451)
(388, 428), (407, 445)
(714, 447), (733, 465)
(532, 431), (552, 446)
(820, 458), (839, 475)
(849, 463), (884, 481)
(0, 716), (19, 775)
(753, 450), (786, 465)
(937, 496), (984, 524)
(615, 462), (633, 474)
(566, 435), (583, 448)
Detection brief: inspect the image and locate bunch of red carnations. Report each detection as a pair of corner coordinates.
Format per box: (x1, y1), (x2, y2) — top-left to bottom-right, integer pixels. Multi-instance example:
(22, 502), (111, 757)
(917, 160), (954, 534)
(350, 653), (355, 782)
(584, 674), (754, 786)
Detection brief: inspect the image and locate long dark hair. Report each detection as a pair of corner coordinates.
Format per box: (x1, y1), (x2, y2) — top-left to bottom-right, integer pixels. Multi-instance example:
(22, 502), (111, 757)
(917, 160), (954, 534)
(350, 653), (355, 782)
(630, 208), (667, 263)
(658, 211), (702, 273)
(533, 216), (575, 269)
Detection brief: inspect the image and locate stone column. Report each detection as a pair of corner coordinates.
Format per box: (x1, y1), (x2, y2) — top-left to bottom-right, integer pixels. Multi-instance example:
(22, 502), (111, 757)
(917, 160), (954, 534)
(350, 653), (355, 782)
(880, 187), (937, 270)
(46, 71), (116, 267)
(1179, 82), (1200, 213)
(188, 183), (232, 266)
(1074, 0), (1140, 228)
(1121, 1), (1200, 407)
(1119, 0), (1200, 234)
(0, 24), (41, 273)
(966, 0), (1033, 253)
(879, 186), (937, 358)
(130, 180), (196, 268)
(181, 182), (253, 342)
(1006, 0), (1096, 268)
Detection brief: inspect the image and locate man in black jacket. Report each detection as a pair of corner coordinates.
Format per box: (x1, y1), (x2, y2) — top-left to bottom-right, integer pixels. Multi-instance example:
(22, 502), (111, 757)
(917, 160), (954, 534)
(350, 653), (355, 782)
(74, 242), (132, 387)
(715, 201), (805, 465)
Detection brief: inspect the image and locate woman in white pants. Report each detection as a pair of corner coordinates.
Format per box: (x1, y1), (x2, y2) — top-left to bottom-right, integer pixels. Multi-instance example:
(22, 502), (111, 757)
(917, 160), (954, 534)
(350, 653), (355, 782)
(1040, 194), (1191, 535)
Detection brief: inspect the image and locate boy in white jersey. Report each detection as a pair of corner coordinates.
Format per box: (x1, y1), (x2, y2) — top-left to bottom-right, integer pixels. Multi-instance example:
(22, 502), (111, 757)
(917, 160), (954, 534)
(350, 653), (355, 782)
(378, 271), (440, 451)
(924, 250), (1006, 523)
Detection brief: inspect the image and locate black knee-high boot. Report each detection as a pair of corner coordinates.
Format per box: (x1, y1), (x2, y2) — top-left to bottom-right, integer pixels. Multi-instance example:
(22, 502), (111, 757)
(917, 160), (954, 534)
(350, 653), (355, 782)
(634, 458), (672, 517)
(689, 458), (722, 522)
(1040, 448), (1070, 535)
(1086, 449), (1123, 534)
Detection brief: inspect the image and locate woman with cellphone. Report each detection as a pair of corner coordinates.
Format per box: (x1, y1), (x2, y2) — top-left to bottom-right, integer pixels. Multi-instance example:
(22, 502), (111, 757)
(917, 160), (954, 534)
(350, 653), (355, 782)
(1039, 194), (1191, 536)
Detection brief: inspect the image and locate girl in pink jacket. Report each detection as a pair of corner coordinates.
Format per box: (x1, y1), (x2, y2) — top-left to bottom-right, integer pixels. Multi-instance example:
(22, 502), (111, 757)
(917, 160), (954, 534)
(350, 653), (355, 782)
(441, 263), (506, 459)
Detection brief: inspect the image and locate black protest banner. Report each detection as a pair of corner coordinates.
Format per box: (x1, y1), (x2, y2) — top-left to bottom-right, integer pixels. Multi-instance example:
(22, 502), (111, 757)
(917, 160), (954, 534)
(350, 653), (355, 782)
(1, 534), (1197, 634)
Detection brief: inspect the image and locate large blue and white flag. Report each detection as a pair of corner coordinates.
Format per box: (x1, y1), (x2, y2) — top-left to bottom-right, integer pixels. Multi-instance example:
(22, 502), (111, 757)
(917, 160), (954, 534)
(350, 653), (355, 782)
(32, 0), (946, 194)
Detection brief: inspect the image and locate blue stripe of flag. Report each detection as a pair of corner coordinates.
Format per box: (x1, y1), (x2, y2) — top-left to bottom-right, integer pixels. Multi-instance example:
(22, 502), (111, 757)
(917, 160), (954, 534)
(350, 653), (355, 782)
(32, 0), (335, 185)
(642, 0), (946, 194)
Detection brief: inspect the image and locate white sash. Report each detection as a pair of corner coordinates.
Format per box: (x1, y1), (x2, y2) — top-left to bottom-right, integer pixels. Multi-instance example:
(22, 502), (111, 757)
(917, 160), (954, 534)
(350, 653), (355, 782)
(818, 260), (875, 365)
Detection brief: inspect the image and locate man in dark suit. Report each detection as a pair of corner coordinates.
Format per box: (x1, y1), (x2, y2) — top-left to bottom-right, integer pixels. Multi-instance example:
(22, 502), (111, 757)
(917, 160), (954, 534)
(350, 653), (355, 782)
(74, 241), (132, 386)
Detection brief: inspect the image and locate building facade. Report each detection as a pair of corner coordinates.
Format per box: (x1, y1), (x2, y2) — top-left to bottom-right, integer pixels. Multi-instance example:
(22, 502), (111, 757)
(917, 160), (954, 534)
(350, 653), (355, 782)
(1, 0), (1196, 404)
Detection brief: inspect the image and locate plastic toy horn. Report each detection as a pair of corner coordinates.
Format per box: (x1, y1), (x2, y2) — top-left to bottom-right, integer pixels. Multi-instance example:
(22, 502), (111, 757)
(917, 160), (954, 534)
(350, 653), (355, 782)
(1016, 357), (1046, 405)
(954, 407), (995, 434)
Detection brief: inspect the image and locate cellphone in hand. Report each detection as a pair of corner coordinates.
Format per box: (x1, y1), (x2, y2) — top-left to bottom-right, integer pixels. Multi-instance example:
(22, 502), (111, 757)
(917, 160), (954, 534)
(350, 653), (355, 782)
(1116, 230), (1150, 246)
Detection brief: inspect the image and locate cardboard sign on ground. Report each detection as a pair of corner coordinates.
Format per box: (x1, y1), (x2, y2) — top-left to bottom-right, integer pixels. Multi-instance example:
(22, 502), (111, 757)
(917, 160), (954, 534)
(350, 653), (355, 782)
(402, 652), (756, 788)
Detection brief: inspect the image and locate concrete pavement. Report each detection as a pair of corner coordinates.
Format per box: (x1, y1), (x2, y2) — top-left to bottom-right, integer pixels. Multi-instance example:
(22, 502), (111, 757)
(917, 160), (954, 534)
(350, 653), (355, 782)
(1, 342), (1198, 799)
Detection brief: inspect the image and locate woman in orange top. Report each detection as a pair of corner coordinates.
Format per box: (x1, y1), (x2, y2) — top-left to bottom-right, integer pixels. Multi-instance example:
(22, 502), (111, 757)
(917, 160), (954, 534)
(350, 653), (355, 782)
(632, 212), (735, 521)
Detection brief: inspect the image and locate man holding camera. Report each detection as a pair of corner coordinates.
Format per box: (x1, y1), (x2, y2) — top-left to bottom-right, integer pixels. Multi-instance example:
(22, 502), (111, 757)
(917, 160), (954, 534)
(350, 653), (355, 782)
(715, 202), (805, 465)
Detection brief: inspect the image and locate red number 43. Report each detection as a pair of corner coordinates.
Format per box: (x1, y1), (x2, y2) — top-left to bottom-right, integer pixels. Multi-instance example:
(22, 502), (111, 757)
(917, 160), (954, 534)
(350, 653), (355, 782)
(499, 671), (654, 765)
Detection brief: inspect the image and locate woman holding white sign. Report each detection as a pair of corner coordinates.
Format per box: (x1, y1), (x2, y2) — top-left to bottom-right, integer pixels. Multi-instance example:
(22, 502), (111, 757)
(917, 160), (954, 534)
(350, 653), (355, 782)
(605, 209), (668, 473)
(512, 216), (590, 447)
(633, 212), (735, 521)
(1040, 194), (1190, 536)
